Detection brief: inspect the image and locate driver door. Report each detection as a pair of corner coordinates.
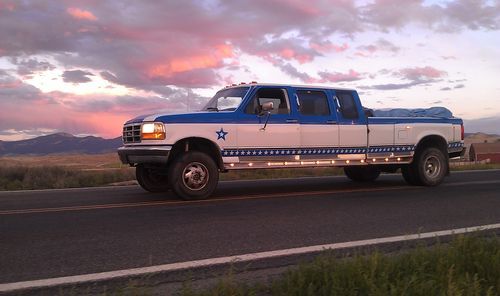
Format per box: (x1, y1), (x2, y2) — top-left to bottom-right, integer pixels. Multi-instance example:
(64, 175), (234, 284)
(237, 87), (300, 159)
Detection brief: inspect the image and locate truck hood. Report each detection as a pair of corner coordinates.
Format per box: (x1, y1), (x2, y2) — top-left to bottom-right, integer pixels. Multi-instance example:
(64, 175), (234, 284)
(125, 111), (239, 125)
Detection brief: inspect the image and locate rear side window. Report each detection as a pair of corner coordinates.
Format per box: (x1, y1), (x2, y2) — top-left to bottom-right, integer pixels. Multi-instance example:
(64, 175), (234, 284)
(297, 90), (330, 116)
(336, 92), (359, 119)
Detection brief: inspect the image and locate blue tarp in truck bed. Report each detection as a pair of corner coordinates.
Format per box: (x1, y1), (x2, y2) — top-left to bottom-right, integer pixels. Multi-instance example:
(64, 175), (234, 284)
(371, 107), (453, 118)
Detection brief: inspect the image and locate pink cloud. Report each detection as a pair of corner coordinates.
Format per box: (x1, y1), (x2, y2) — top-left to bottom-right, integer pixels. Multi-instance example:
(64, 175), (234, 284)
(148, 44), (234, 78)
(399, 66), (447, 80)
(310, 41), (349, 54)
(0, 1), (15, 12)
(318, 69), (363, 83)
(67, 7), (97, 21)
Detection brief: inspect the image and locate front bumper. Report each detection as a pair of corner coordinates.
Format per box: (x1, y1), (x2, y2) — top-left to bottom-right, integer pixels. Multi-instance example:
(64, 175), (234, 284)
(117, 145), (172, 165)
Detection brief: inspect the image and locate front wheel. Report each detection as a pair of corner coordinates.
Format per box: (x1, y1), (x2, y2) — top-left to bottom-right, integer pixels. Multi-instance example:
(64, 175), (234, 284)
(168, 151), (219, 200)
(136, 164), (170, 192)
(344, 166), (381, 182)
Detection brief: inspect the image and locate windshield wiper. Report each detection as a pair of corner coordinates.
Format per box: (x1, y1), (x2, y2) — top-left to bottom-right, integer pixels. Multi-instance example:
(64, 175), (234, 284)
(206, 107), (219, 112)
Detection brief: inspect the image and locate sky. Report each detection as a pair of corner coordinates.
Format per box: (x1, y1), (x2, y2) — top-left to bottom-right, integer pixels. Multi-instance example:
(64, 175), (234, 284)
(0, 0), (500, 140)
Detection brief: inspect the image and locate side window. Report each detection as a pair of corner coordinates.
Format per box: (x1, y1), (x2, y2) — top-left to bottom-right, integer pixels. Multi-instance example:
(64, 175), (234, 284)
(297, 90), (330, 116)
(245, 88), (290, 115)
(336, 92), (359, 119)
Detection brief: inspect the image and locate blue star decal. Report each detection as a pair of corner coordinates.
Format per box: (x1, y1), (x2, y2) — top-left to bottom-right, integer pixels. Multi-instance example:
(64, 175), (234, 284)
(216, 128), (228, 141)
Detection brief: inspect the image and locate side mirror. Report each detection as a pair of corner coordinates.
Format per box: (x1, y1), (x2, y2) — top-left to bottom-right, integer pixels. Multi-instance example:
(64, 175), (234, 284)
(261, 101), (274, 112)
(259, 102), (274, 131)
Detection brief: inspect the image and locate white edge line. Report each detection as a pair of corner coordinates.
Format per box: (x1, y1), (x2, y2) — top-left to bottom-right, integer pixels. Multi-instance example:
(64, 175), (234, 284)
(1, 223), (499, 292)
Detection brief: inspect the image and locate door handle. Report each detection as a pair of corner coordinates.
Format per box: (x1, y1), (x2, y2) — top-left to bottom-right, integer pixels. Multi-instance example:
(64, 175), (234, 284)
(326, 120), (337, 124)
(286, 119), (298, 123)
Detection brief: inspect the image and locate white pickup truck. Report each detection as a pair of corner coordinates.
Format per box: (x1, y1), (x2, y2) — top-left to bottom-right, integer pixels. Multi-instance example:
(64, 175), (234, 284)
(118, 83), (464, 200)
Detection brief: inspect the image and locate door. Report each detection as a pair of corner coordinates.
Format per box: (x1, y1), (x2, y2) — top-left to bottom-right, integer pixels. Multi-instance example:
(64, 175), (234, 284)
(335, 90), (368, 157)
(237, 87), (300, 159)
(295, 89), (339, 158)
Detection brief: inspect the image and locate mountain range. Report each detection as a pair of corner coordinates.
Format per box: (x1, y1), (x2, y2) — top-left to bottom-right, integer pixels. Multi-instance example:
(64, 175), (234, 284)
(0, 133), (122, 156)
(0, 132), (498, 156)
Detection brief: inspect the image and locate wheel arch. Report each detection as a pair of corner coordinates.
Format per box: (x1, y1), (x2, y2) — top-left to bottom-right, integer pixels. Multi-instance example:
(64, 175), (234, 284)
(168, 137), (224, 170)
(413, 134), (450, 175)
(415, 134), (448, 155)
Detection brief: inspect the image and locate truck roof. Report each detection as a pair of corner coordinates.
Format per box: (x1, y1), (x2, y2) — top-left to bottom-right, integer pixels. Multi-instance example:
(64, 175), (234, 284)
(221, 82), (356, 92)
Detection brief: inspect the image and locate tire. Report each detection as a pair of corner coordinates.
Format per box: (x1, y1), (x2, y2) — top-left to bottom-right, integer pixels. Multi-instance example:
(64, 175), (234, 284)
(136, 164), (170, 193)
(344, 166), (381, 182)
(168, 151), (219, 200)
(401, 165), (421, 185)
(406, 147), (448, 186)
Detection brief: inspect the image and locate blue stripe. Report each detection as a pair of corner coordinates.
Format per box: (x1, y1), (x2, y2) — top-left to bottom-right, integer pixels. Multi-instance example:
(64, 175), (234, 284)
(221, 145), (418, 157)
(447, 142), (464, 148)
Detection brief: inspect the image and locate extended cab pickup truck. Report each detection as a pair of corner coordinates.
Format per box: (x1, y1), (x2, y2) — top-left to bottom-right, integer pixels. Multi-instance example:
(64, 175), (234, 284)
(118, 83), (464, 200)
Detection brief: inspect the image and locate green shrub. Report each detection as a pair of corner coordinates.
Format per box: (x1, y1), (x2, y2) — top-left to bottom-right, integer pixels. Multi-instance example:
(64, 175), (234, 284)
(184, 235), (500, 296)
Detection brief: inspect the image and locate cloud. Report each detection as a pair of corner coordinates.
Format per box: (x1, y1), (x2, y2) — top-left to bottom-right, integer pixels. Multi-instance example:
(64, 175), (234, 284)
(275, 63), (362, 84)
(363, 66), (447, 90)
(9, 57), (55, 77)
(276, 63), (315, 82)
(318, 69), (363, 83)
(361, 0), (500, 32)
(66, 7), (97, 21)
(355, 38), (400, 56)
(0, 0), (498, 139)
(363, 80), (429, 90)
(397, 66), (447, 80)
(62, 70), (94, 83)
(0, 71), (209, 138)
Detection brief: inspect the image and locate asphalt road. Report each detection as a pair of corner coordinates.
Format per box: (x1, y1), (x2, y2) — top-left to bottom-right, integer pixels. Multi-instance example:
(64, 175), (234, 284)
(1, 170), (499, 284)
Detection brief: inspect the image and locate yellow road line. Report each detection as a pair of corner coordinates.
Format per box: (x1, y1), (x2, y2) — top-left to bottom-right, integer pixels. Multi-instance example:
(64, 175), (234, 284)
(0, 185), (412, 215)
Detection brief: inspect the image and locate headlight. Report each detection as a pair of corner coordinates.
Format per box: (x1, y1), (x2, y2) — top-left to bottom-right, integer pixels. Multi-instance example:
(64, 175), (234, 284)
(141, 122), (166, 140)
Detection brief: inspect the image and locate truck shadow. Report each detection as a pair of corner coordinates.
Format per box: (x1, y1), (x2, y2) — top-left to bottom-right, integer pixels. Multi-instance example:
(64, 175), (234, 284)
(144, 174), (409, 202)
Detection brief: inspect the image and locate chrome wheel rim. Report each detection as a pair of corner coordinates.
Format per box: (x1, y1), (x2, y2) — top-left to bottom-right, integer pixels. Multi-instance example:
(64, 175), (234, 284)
(424, 155), (441, 179)
(182, 162), (209, 191)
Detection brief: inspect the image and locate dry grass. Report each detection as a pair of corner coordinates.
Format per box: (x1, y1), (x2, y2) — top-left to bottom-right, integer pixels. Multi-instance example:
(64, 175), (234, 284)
(0, 153), (125, 169)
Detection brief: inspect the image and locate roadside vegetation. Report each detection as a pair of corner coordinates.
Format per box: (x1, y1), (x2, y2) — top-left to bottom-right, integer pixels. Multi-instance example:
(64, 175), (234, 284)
(180, 234), (500, 296)
(0, 153), (499, 191)
(0, 165), (135, 190)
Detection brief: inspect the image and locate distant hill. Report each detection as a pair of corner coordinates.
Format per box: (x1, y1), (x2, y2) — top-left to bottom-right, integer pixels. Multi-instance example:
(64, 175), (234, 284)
(464, 132), (500, 145)
(0, 133), (122, 156)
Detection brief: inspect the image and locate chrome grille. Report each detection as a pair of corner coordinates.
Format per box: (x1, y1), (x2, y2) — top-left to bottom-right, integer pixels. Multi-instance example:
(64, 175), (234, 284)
(122, 124), (141, 144)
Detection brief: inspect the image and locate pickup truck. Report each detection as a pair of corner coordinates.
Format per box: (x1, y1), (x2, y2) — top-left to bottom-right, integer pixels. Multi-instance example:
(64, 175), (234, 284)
(118, 83), (464, 200)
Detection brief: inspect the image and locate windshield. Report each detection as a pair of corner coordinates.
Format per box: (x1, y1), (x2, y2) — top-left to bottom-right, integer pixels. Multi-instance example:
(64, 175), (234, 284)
(202, 87), (249, 111)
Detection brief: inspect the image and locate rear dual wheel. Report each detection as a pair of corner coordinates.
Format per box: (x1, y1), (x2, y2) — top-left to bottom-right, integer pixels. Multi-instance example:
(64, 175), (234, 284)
(402, 147), (447, 186)
(344, 166), (381, 182)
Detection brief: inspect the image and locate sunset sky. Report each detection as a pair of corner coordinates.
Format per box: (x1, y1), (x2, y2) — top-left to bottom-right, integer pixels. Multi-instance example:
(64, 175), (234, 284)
(1, 0), (500, 140)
